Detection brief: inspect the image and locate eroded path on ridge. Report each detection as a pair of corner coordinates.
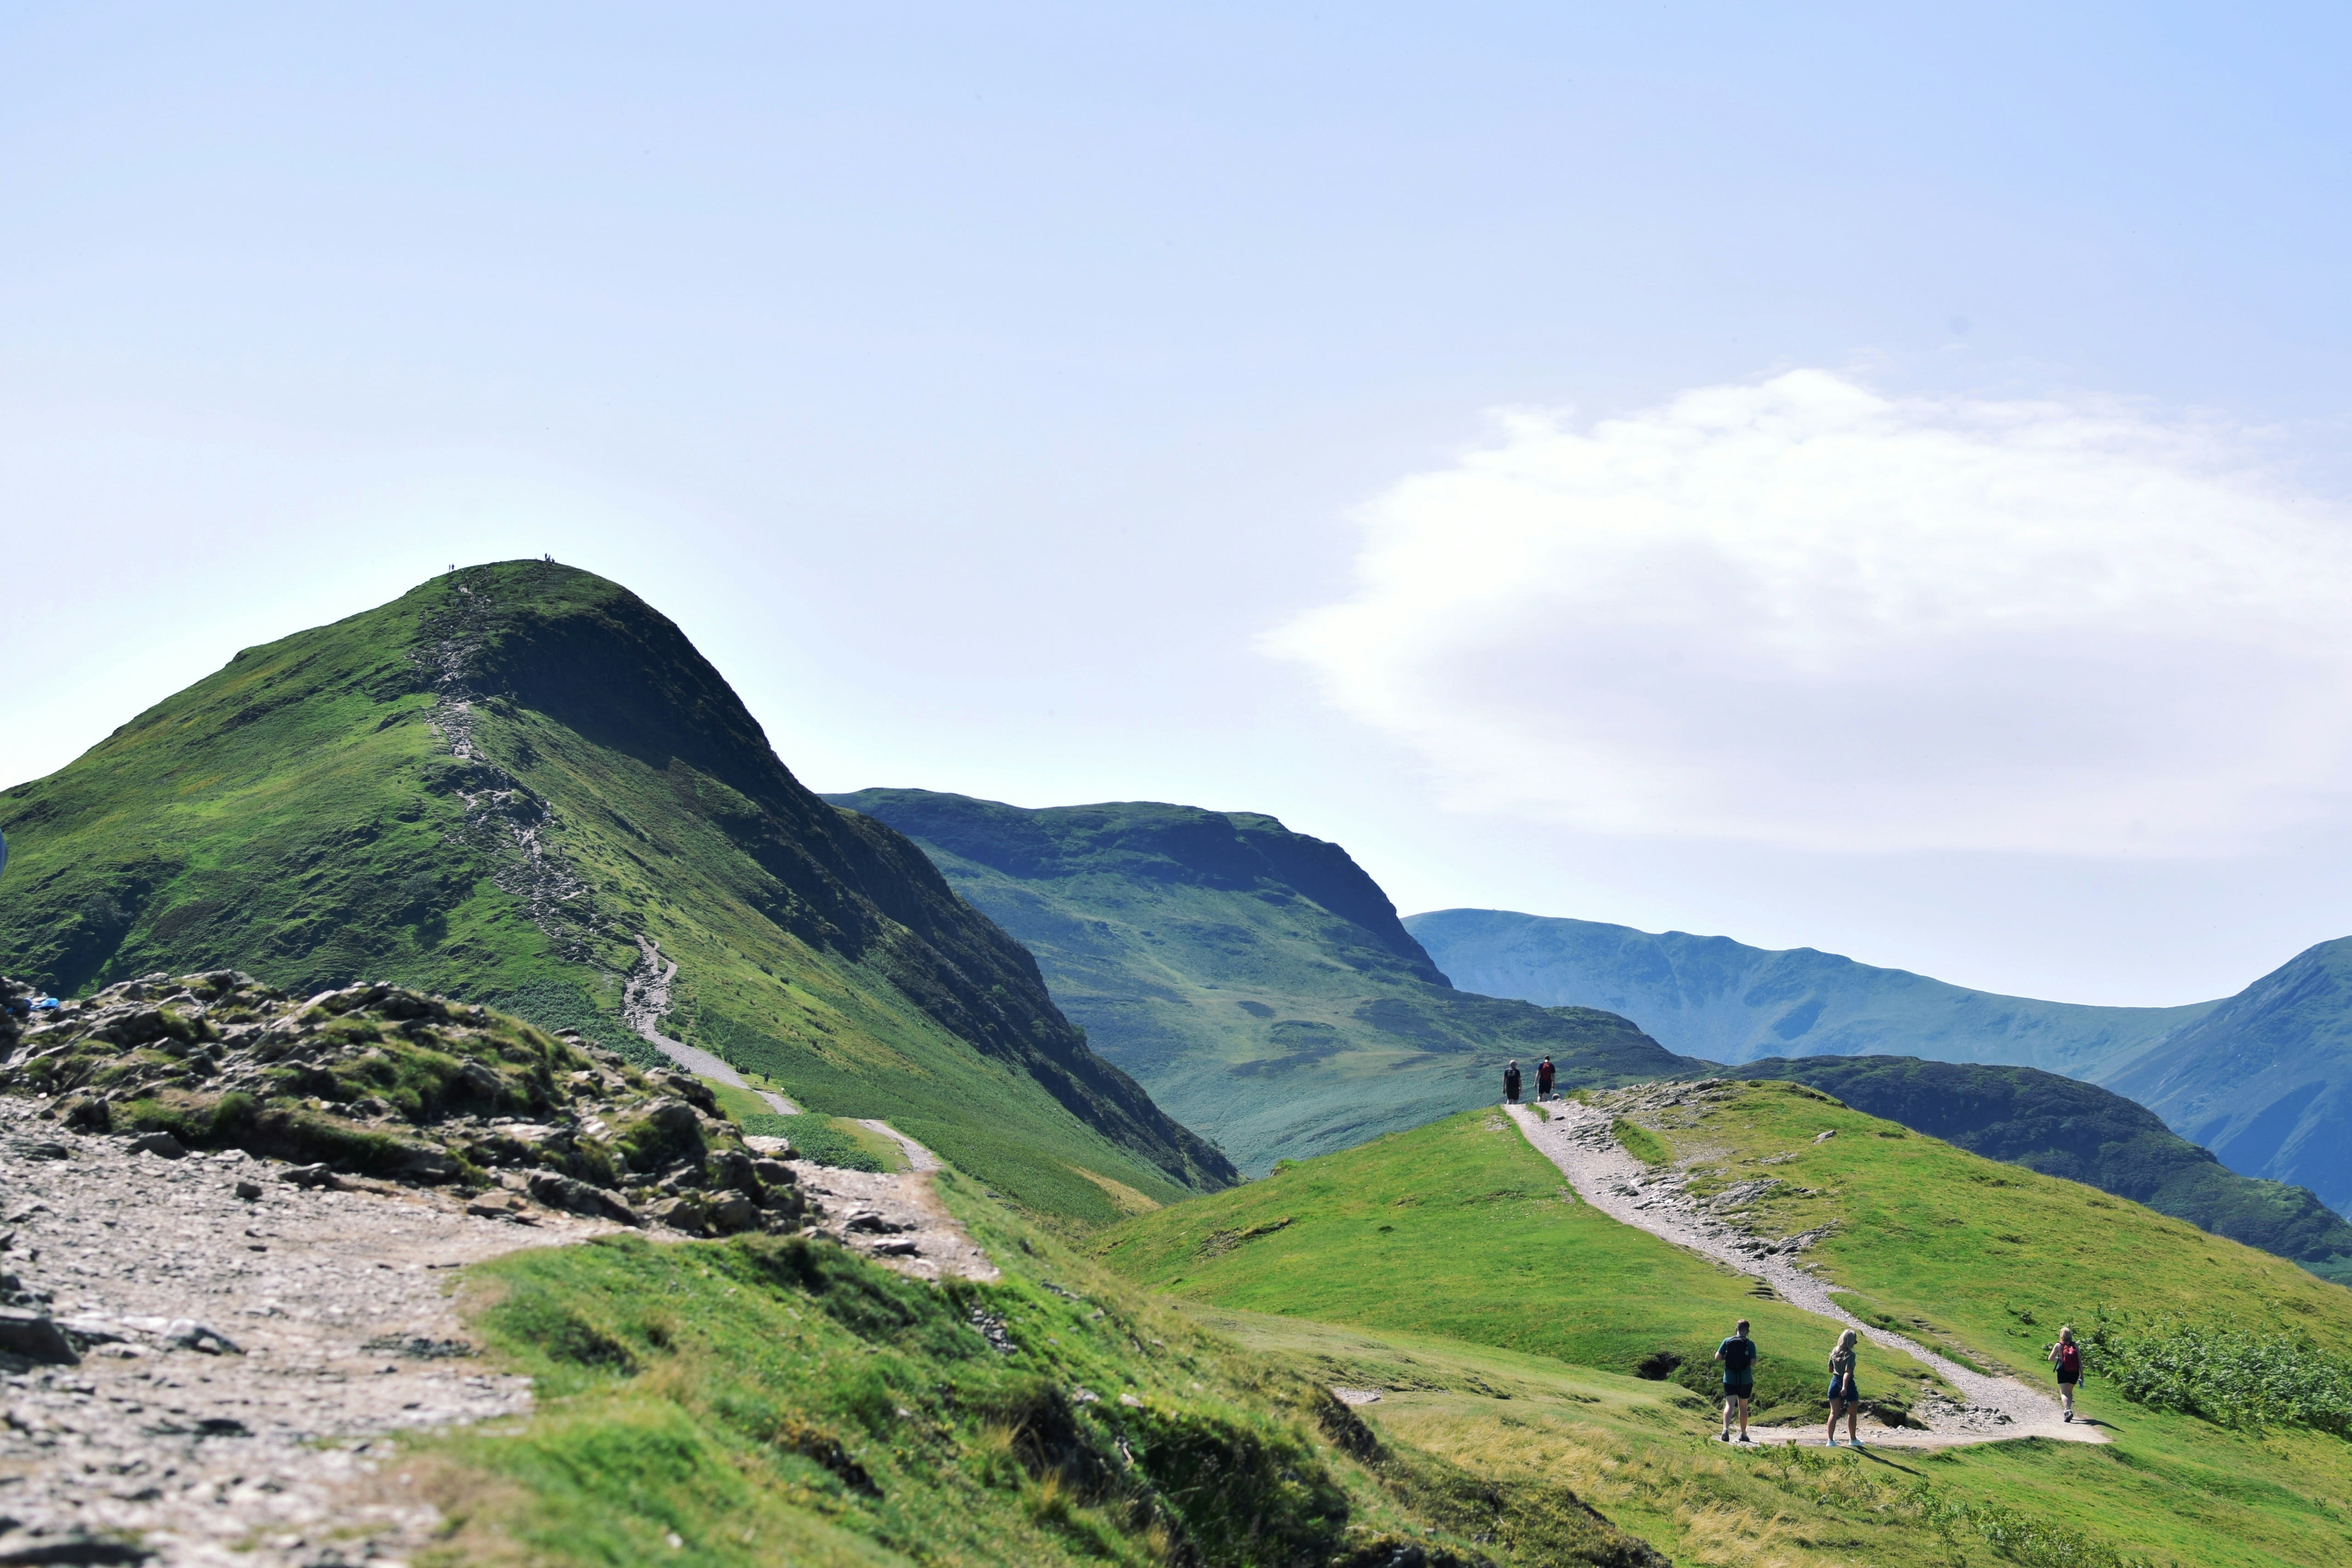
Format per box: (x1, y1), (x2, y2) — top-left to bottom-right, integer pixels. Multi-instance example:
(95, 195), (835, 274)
(1507, 1099), (2100, 1450)
(622, 936), (799, 1113)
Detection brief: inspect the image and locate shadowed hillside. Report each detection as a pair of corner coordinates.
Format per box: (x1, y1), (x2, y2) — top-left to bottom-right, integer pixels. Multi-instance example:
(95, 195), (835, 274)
(826, 790), (1701, 1172)
(0, 562), (1231, 1219)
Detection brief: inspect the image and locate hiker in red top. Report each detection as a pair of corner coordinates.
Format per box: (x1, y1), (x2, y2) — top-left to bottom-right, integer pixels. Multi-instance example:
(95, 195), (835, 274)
(2048, 1325), (2085, 1422)
(1536, 1056), (1555, 1101)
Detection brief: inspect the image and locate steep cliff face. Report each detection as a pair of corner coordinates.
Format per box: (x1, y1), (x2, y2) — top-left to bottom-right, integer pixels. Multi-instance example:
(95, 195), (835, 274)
(829, 790), (1701, 1172)
(0, 562), (1232, 1216)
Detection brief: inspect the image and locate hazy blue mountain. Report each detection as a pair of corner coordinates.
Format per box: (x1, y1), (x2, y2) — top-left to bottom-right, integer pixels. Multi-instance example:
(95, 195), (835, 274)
(1406, 908), (2214, 1077)
(2104, 939), (2352, 1215)
(824, 791), (1703, 1173)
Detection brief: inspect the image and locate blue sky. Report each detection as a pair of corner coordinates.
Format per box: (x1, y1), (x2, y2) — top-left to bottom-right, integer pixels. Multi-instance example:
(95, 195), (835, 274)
(7, 3), (2352, 1003)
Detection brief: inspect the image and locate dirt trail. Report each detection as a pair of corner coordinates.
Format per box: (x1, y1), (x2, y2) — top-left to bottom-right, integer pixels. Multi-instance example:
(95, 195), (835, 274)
(857, 1120), (942, 1173)
(0, 1100), (633, 1566)
(622, 936), (798, 1113)
(1507, 1100), (2100, 1450)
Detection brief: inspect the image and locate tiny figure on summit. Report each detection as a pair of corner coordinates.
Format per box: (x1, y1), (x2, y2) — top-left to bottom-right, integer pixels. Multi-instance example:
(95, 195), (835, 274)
(2049, 1325), (2084, 1422)
(1826, 1327), (1864, 1446)
(1716, 1319), (1758, 1442)
(1536, 1055), (1555, 1101)
(1502, 1060), (1522, 1104)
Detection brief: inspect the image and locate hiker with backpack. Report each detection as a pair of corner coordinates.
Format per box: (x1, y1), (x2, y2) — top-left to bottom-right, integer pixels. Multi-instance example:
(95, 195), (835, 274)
(1715, 1319), (1758, 1442)
(1503, 1060), (1522, 1104)
(2049, 1326), (2084, 1422)
(1825, 1327), (1864, 1446)
(1536, 1056), (1555, 1101)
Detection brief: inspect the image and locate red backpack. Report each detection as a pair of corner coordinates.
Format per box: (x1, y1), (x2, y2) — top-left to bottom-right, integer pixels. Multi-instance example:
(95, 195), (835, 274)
(2057, 1343), (2082, 1378)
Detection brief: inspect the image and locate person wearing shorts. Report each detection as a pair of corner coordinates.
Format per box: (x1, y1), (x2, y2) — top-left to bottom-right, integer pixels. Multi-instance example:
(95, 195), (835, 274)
(1715, 1319), (1758, 1442)
(1825, 1327), (1863, 1446)
(2050, 1325), (2084, 1422)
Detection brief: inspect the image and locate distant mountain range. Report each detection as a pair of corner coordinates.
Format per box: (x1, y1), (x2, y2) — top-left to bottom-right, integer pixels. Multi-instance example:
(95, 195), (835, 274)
(1411, 908), (2352, 1215)
(825, 788), (2352, 1278)
(1405, 909), (2210, 1077)
(2104, 938), (2352, 1220)
(823, 790), (1702, 1172)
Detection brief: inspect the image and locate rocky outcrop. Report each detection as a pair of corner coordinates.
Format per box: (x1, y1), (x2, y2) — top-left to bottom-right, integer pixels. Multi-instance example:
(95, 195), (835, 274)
(0, 970), (805, 1240)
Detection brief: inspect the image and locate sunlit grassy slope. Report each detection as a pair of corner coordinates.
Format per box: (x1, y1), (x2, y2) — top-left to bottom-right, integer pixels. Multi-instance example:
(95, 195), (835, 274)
(0, 562), (1228, 1222)
(827, 790), (1702, 1173)
(1743, 1053), (2352, 1284)
(1099, 1085), (2352, 1563)
(1626, 1081), (2352, 1371)
(403, 1172), (1666, 1568)
(1095, 1109), (1949, 1416)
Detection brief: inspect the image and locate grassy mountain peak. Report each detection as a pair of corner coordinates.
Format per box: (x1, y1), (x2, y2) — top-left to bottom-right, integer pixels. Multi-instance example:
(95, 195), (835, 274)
(0, 561), (1231, 1220)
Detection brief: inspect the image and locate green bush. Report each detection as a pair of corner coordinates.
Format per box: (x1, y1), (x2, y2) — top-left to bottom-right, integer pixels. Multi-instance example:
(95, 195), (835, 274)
(2086, 1312), (2352, 1436)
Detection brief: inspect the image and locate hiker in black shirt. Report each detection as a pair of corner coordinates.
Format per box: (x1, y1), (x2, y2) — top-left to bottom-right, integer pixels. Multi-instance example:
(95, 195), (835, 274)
(1715, 1318), (1758, 1442)
(1503, 1061), (1522, 1103)
(1536, 1056), (1555, 1101)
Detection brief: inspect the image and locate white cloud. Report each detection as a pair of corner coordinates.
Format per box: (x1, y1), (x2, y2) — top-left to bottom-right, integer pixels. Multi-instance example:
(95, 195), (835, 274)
(1269, 370), (2352, 855)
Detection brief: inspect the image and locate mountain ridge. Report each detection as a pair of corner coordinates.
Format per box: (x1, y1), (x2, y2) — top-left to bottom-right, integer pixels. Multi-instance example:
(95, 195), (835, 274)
(825, 789), (1702, 1171)
(2105, 936), (2352, 1214)
(1405, 907), (2213, 1076)
(0, 562), (1232, 1218)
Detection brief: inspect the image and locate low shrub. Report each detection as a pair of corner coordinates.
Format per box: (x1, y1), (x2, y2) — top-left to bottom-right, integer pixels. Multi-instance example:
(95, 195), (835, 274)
(2085, 1312), (2352, 1437)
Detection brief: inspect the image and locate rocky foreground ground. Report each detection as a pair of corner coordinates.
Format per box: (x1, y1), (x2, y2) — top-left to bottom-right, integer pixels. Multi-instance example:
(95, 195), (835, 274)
(0, 972), (996, 1564)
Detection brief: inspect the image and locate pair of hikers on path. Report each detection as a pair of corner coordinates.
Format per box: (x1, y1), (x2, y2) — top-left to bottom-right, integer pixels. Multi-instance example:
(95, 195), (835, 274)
(1713, 1321), (1869, 1445)
(1501, 1057), (1555, 1104)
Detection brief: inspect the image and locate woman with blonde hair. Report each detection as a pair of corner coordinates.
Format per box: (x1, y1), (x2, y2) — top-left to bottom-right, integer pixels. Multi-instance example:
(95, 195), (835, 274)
(1826, 1327), (1863, 1446)
(2049, 1325), (2084, 1422)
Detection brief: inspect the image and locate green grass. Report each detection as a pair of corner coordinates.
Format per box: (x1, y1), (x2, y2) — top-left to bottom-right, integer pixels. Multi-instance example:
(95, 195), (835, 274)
(1623, 1081), (2352, 1564)
(698, 1079), (897, 1173)
(1198, 1307), (2195, 1568)
(1742, 1055), (2352, 1285)
(1096, 1109), (1950, 1417)
(1611, 1117), (1670, 1167)
(0, 562), (1226, 1225)
(402, 1174), (1663, 1567)
(1097, 1092), (2352, 1563)
(826, 789), (1702, 1174)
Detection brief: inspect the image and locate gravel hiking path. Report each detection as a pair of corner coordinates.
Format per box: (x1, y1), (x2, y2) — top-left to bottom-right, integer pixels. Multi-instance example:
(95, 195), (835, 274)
(622, 936), (799, 1113)
(856, 1120), (942, 1173)
(0, 1098), (633, 1567)
(789, 1164), (992, 1283)
(1506, 1099), (2100, 1450)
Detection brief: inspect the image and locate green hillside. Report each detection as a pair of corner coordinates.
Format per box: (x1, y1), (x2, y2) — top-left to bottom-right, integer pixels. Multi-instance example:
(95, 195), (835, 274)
(0, 562), (1230, 1222)
(823, 790), (1701, 1172)
(2108, 938), (2352, 1215)
(1743, 1054), (2352, 1284)
(1407, 907), (2212, 1075)
(1101, 1089), (2352, 1566)
(414, 1173), (1665, 1568)
(1410, 911), (2352, 1225)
